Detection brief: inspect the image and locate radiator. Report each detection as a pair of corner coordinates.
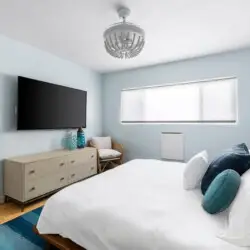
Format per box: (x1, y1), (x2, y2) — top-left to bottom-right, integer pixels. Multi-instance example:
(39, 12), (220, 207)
(161, 132), (184, 161)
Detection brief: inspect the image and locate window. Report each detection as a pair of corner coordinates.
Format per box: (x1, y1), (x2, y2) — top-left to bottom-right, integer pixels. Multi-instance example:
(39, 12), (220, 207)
(121, 77), (237, 124)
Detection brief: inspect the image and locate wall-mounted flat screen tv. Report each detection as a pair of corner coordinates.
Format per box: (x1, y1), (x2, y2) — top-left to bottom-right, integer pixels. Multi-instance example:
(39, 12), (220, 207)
(17, 76), (87, 130)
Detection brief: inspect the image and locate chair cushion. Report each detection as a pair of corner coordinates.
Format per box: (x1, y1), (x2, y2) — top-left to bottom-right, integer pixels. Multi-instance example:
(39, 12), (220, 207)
(92, 137), (111, 149)
(202, 169), (241, 214)
(99, 149), (121, 160)
(201, 143), (250, 195)
(183, 150), (209, 190)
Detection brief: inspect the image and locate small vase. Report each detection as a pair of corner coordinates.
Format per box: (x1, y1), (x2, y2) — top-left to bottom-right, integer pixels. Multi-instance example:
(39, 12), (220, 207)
(64, 132), (77, 150)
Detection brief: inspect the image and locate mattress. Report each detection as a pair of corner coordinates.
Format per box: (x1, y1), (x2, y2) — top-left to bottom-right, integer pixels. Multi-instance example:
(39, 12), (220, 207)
(37, 159), (248, 250)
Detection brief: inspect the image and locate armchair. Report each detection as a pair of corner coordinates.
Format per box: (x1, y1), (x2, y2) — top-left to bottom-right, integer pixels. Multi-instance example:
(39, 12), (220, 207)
(88, 137), (124, 173)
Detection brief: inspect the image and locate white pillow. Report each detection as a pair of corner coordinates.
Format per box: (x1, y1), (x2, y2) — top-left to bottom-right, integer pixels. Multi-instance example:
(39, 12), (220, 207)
(92, 137), (111, 149)
(183, 150), (209, 190)
(218, 169), (250, 246)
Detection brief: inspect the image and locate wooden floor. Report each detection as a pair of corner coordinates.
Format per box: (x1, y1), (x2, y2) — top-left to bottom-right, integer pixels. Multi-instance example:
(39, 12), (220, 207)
(0, 199), (47, 224)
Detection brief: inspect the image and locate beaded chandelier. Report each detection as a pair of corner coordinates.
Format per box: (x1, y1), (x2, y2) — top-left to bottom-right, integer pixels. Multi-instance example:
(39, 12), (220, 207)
(103, 7), (145, 59)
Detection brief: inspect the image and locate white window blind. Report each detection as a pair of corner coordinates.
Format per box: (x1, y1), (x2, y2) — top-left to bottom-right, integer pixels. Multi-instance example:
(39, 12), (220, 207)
(121, 77), (237, 123)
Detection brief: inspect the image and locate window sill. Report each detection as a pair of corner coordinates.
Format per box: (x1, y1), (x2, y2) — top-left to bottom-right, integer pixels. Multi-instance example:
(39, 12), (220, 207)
(120, 121), (238, 126)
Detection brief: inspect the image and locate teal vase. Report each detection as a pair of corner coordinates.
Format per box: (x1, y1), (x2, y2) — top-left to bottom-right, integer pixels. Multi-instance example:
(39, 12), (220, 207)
(77, 127), (85, 148)
(64, 132), (77, 150)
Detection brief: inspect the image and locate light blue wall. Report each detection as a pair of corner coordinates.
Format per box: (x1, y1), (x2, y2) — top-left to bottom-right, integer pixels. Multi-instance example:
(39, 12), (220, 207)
(102, 49), (250, 162)
(0, 35), (102, 200)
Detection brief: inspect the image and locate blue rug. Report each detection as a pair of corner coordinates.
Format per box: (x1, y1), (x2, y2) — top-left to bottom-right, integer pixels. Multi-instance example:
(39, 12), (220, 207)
(0, 207), (45, 250)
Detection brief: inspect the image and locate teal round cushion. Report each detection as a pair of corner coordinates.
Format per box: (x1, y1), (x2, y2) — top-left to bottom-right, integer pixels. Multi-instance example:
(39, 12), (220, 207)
(202, 169), (241, 214)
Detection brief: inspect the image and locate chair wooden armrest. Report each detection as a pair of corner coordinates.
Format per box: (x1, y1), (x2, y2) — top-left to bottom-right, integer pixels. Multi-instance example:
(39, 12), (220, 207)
(112, 140), (124, 163)
(112, 141), (123, 153)
(87, 140), (95, 148)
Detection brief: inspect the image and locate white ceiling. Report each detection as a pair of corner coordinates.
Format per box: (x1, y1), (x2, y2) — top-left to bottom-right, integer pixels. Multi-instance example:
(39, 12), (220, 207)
(0, 0), (250, 73)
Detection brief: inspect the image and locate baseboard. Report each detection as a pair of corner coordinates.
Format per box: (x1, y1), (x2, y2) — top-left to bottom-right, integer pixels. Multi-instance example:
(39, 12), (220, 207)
(0, 195), (5, 204)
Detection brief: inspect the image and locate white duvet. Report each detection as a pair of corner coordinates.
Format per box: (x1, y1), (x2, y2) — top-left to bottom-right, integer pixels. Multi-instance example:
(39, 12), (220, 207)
(37, 159), (247, 250)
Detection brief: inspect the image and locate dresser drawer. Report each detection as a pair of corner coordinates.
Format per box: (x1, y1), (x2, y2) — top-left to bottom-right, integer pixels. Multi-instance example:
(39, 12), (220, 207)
(24, 174), (67, 201)
(25, 178), (54, 201)
(68, 163), (96, 184)
(55, 174), (68, 189)
(89, 164), (97, 176)
(68, 166), (88, 184)
(67, 151), (96, 168)
(25, 157), (67, 181)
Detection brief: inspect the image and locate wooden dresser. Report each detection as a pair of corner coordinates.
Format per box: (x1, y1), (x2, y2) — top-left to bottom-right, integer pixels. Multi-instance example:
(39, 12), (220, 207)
(4, 147), (97, 210)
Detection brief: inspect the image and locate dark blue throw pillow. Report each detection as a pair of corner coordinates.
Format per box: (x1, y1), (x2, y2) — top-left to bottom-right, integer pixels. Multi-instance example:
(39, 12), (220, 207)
(201, 143), (250, 195)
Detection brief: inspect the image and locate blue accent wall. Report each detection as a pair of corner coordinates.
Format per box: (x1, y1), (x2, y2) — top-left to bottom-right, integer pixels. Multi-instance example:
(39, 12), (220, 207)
(0, 35), (102, 200)
(102, 49), (250, 162)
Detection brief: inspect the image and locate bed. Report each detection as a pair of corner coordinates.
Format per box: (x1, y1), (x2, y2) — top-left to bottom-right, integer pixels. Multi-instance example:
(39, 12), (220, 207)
(37, 159), (248, 250)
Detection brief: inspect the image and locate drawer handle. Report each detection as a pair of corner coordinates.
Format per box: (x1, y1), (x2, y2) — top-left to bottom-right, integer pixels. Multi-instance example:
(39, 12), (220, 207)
(91, 166), (95, 170)
(91, 155), (94, 158)
(60, 177), (65, 181)
(29, 170), (35, 175)
(29, 187), (36, 192)
(71, 160), (75, 164)
(71, 173), (75, 178)
(60, 163), (65, 167)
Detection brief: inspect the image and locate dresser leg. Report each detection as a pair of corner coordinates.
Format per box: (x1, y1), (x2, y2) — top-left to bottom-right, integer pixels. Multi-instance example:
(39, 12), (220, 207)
(4, 196), (9, 203)
(21, 204), (25, 212)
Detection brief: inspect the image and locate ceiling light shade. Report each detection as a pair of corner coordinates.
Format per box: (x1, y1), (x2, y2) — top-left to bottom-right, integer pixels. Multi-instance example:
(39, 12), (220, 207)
(104, 7), (145, 59)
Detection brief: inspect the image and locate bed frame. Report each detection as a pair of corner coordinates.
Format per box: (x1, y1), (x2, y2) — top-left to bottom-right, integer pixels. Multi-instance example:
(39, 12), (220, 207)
(33, 226), (86, 250)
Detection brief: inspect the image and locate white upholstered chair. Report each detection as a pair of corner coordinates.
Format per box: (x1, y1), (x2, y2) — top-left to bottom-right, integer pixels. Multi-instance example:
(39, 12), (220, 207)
(89, 137), (124, 173)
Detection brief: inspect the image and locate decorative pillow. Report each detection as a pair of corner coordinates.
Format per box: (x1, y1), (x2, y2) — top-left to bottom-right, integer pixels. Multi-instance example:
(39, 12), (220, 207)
(92, 137), (111, 149)
(98, 149), (121, 159)
(183, 150), (208, 190)
(218, 169), (250, 246)
(201, 143), (250, 195)
(202, 169), (241, 214)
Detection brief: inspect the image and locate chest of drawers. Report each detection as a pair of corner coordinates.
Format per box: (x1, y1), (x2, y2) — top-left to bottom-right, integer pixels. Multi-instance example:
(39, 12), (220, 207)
(4, 147), (97, 210)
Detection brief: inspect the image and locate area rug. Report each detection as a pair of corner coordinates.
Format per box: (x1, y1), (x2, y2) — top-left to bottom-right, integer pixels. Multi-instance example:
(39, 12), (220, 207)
(0, 207), (45, 250)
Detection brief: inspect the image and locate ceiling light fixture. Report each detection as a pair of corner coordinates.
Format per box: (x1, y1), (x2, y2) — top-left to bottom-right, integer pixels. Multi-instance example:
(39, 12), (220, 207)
(103, 7), (145, 59)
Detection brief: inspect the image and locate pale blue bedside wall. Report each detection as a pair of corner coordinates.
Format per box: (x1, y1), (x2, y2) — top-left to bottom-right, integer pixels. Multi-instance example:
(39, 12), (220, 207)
(0, 35), (102, 201)
(102, 49), (250, 162)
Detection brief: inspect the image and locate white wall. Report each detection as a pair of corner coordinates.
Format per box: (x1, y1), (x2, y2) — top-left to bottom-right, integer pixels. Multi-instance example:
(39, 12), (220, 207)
(102, 49), (250, 163)
(0, 35), (102, 201)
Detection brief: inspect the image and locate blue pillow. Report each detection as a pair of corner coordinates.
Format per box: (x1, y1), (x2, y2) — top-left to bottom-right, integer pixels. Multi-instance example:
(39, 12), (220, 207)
(202, 169), (241, 214)
(201, 143), (250, 195)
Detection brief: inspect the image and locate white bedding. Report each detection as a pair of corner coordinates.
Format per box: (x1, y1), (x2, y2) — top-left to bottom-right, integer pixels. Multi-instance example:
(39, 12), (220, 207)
(37, 159), (248, 250)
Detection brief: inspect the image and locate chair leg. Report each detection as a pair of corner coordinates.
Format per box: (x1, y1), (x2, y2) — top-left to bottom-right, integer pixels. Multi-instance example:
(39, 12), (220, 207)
(99, 161), (109, 173)
(98, 163), (102, 173)
(103, 162), (109, 171)
(120, 157), (123, 165)
(99, 159), (123, 173)
(110, 161), (117, 168)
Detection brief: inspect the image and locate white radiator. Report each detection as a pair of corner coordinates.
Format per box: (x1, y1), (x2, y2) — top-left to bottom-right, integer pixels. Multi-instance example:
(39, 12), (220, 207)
(161, 132), (184, 161)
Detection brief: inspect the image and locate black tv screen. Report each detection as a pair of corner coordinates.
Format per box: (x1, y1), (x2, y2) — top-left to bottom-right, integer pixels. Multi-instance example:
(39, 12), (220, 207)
(17, 76), (87, 130)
